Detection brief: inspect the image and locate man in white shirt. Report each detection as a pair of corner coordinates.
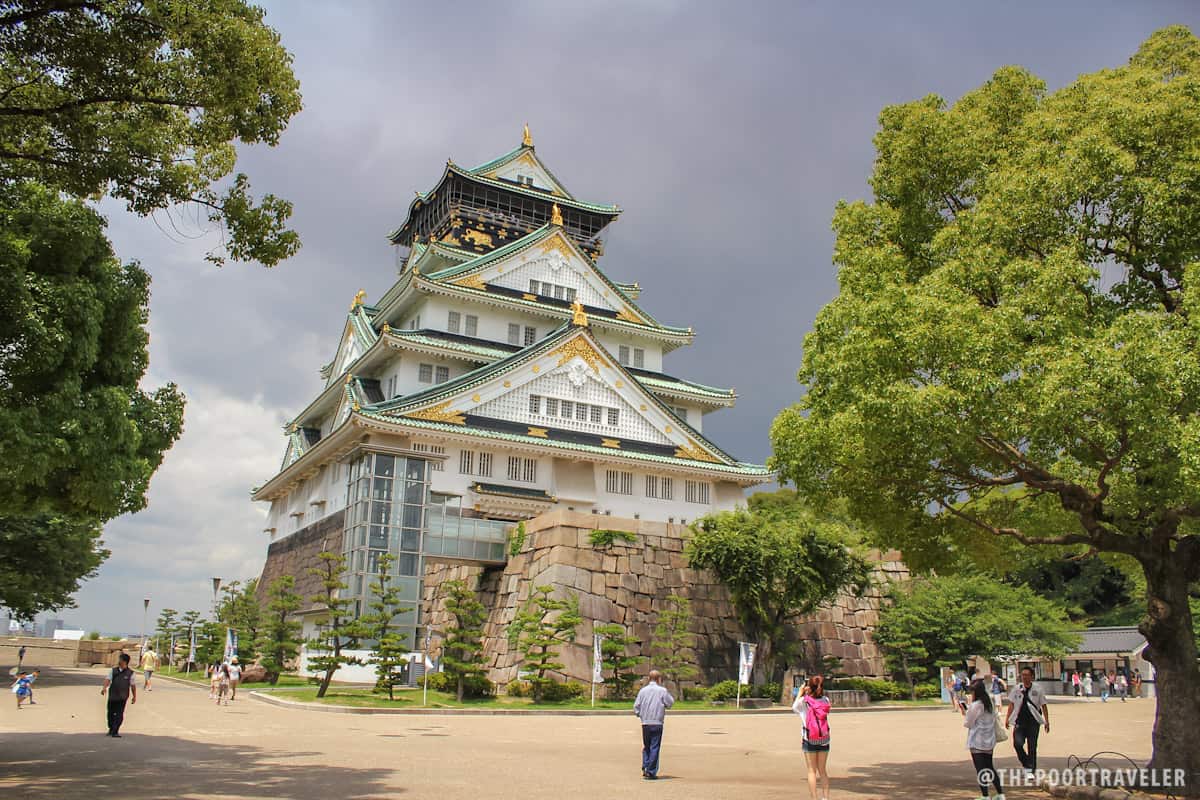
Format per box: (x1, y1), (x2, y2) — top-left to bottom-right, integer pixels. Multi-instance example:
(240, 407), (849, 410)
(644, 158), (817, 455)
(1004, 666), (1051, 776)
(227, 657), (242, 700)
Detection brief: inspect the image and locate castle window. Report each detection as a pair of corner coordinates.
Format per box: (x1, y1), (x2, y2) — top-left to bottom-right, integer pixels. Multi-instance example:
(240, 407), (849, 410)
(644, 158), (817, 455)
(546, 398), (558, 416)
(529, 395), (541, 414)
(590, 406), (602, 424)
(565, 287), (576, 303)
(524, 326), (537, 346)
(435, 366), (450, 384)
(618, 345), (630, 365)
(560, 400), (574, 419)
(418, 364), (433, 384)
(459, 450), (473, 475)
(607, 408), (620, 427)
(508, 323), (521, 345)
(685, 480), (710, 504)
(529, 279), (540, 295)
(645, 475), (658, 498)
(661, 477), (674, 500)
(507, 456), (536, 483)
(633, 348), (645, 368)
(465, 315), (478, 337)
(386, 375), (397, 398)
(606, 469), (633, 495)
(447, 311), (460, 333)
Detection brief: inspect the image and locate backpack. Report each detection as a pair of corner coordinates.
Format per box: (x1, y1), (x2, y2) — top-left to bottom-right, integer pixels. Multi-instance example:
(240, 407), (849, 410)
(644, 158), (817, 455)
(804, 695), (831, 745)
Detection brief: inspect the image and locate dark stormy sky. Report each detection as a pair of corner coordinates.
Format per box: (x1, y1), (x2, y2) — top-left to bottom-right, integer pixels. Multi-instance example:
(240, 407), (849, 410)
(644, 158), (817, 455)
(59, 2), (1199, 634)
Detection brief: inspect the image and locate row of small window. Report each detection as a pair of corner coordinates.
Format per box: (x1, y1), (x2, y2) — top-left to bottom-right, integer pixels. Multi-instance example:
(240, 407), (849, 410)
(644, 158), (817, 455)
(447, 311), (478, 337)
(508, 323), (538, 346)
(617, 346), (645, 369)
(459, 449), (537, 483)
(529, 279), (576, 302)
(604, 470), (710, 504)
(410, 442), (445, 471)
(529, 395), (619, 427)
(417, 363), (451, 384)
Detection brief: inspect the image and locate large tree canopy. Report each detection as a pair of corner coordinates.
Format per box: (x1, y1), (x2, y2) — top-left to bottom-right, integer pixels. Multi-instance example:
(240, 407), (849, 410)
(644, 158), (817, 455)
(0, 182), (184, 522)
(0, 182), (184, 617)
(0, 0), (303, 265)
(771, 26), (1200, 784)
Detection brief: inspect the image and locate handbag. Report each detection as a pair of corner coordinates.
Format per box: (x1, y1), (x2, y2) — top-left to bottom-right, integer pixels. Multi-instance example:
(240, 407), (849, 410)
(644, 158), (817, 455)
(993, 713), (1009, 742)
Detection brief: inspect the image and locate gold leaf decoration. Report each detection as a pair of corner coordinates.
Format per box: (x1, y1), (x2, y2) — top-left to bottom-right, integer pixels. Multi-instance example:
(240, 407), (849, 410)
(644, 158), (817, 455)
(547, 338), (602, 372)
(616, 308), (643, 324)
(503, 380), (511, 388)
(471, 394), (481, 403)
(406, 402), (466, 426)
(532, 365), (540, 373)
(601, 439), (621, 449)
(464, 229), (493, 248)
(454, 274), (486, 290)
(674, 439), (722, 463)
(523, 293), (537, 301)
(540, 232), (573, 259)
(528, 427), (549, 438)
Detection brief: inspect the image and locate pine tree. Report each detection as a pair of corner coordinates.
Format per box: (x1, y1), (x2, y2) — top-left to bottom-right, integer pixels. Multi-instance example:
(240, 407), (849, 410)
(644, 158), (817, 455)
(363, 555), (412, 701)
(257, 576), (303, 685)
(441, 579), (487, 702)
(507, 585), (581, 703)
(594, 623), (644, 700)
(650, 594), (700, 696)
(306, 551), (367, 698)
(154, 608), (178, 657)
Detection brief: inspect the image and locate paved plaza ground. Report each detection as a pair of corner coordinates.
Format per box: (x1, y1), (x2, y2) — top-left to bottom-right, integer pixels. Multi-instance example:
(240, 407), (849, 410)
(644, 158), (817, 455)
(0, 667), (1156, 800)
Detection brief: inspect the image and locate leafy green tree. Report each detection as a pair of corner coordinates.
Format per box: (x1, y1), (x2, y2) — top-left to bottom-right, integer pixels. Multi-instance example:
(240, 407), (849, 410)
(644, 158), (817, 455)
(440, 579), (487, 703)
(0, 515), (108, 619)
(217, 578), (262, 659)
(178, 609), (202, 667)
(306, 551), (367, 698)
(594, 623), (643, 700)
(195, 618), (223, 667)
(874, 575), (1080, 697)
(686, 506), (871, 683)
(507, 585), (582, 703)
(0, 184), (184, 618)
(649, 593), (699, 695)
(769, 26), (1200, 777)
(362, 555), (411, 701)
(154, 608), (178, 656)
(0, 0), (302, 266)
(257, 576), (302, 685)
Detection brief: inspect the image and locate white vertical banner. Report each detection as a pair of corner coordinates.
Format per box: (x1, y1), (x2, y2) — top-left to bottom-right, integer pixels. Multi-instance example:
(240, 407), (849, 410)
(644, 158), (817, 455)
(224, 628), (238, 662)
(738, 641), (757, 685)
(188, 628), (196, 665)
(593, 633), (605, 684)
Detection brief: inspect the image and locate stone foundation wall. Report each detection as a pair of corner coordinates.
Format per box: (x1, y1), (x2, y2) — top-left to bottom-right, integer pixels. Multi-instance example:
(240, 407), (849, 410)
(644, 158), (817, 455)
(420, 509), (908, 690)
(256, 510), (346, 612)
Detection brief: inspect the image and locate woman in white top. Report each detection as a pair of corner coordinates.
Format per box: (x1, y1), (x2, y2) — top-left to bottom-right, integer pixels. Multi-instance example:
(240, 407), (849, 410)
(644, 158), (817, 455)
(960, 680), (1005, 800)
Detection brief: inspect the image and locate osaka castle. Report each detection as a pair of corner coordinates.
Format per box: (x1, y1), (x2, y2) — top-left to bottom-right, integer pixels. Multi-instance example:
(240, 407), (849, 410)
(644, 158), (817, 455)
(253, 128), (769, 637)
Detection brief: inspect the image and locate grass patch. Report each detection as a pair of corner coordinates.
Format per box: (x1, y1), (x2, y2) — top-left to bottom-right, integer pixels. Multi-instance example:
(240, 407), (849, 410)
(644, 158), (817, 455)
(268, 687), (780, 711)
(158, 666), (312, 688)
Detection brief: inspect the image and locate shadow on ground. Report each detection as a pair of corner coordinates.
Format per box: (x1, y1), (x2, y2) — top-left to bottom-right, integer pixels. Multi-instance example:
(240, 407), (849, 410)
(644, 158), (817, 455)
(837, 759), (1007, 800)
(0, 732), (400, 799)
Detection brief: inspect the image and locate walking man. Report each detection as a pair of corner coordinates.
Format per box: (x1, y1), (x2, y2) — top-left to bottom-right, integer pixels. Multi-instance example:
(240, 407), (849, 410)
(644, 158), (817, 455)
(633, 670), (675, 780)
(17, 645), (26, 670)
(101, 653), (137, 737)
(140, 645), (159, 691)
(1005, 666), (1050, 778)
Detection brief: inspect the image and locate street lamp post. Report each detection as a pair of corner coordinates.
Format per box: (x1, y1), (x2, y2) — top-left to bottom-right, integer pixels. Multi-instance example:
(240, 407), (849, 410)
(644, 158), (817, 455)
(141, 597), (150, 650)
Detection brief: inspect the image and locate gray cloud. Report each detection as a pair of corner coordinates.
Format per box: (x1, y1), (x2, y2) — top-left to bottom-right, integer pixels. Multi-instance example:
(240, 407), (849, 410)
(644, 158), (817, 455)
(61, 1), (1200, 632)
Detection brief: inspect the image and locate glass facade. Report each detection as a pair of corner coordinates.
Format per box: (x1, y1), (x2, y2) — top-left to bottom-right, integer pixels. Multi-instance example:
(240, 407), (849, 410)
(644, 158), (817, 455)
(341, 451), (509, 648)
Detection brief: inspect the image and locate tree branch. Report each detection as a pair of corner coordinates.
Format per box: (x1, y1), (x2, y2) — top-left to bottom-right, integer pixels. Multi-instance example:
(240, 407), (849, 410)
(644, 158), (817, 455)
(935, 498), (1092, 546)
(0, 95), (202, 116)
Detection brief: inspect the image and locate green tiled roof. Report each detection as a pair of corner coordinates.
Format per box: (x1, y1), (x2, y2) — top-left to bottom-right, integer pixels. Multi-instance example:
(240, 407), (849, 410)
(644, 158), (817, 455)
(354, 407), (769, 479)
(384, 329), (514, 360)
(422, 225), (689, 337)
(365, 323), (738, 466)
(466, 144), (576, 201)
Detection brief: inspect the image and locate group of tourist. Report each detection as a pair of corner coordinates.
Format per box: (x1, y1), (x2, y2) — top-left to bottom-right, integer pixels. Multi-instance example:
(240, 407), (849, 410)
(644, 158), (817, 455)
(1064, 668), (1140, 701)
(633, 664), (1057, 799)
(207, 656), (242, 705)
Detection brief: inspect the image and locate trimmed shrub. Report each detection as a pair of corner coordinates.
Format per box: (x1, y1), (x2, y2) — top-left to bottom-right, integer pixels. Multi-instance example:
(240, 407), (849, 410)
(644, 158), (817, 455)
(425, 671), (494, 698)
(538, 680), (588, 702)
(829, 677), (907, 701)
(682, 686), (708, 701)
(506, 680), (532, 697)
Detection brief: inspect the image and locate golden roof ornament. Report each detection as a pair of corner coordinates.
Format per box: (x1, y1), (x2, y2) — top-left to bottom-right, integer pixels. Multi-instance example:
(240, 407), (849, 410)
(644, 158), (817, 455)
(571, 299), (588, 327)
(350, 289), (366, 310)
(550, 203), (563, 227)
(381, 322), (391, 334)
(523, 123), (533, 147)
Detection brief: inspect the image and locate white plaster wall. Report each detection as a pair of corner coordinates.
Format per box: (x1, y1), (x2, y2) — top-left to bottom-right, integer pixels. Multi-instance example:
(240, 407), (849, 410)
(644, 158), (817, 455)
(593, 331), (663, 372)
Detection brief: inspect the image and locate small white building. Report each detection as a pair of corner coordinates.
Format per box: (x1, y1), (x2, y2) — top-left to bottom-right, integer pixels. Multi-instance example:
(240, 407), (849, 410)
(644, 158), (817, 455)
(254, 130), (770, 649)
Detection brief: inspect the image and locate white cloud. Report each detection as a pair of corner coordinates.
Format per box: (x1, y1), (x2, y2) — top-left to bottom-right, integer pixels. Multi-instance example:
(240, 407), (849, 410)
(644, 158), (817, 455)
(68, 380), (287, 633)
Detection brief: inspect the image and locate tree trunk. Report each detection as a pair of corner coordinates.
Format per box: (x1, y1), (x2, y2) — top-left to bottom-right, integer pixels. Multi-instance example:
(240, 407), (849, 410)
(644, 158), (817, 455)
(457, 676), (464, 703)
(1138, 552), (1200, 797)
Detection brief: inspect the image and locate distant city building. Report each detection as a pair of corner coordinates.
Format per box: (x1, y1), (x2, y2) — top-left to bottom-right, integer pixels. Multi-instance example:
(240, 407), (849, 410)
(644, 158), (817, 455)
(255, 130), (769, 646)
(40, 618), (64, 639)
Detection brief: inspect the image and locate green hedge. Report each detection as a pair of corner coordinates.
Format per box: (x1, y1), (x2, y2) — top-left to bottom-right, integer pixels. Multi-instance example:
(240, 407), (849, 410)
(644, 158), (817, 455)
(505, 679), (588, 701)
(828, 677), (940, 701)
(705, 680), (780, 702)
(423, 671), (495, 698)
(682, 686), (708, 701)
